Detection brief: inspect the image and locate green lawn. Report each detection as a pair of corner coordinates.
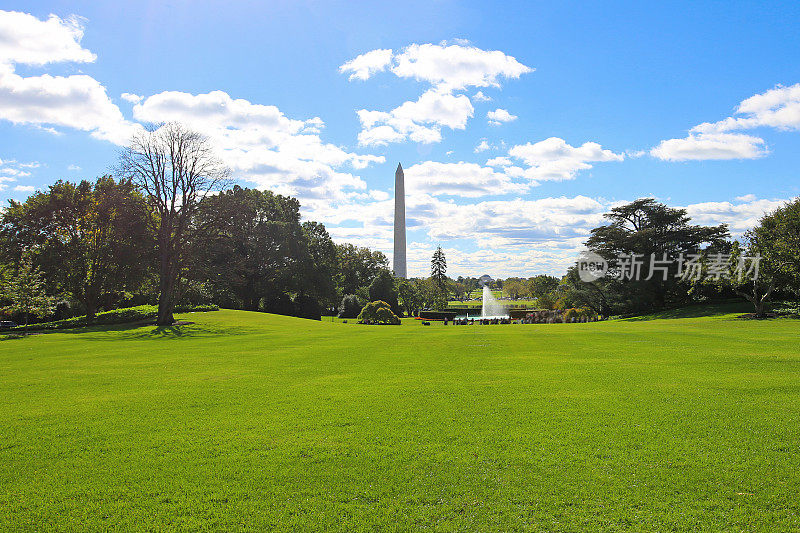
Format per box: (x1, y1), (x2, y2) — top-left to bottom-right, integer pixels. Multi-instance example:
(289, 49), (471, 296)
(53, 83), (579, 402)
(2, 309), (800, 531)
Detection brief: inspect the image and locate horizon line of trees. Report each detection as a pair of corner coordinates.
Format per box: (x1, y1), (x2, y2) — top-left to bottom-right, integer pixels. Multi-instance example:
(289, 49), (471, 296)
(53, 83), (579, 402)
(1, 124), (798, 324)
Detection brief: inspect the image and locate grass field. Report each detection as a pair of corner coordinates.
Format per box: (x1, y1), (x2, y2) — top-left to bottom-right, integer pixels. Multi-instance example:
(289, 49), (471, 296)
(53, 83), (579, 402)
(2, 308), (800, 530)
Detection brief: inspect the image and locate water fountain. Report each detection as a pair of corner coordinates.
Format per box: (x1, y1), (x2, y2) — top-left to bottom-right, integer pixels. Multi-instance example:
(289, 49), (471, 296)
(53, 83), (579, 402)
(481, 285), (508, 318)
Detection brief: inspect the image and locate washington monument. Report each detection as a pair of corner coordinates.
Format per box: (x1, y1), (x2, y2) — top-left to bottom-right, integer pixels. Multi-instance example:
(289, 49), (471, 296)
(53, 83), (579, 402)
(393, 162), (407, 278)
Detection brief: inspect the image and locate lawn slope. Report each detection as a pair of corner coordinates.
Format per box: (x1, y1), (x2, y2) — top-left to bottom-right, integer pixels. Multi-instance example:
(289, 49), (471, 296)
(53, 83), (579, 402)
(1, 310), (799, 531)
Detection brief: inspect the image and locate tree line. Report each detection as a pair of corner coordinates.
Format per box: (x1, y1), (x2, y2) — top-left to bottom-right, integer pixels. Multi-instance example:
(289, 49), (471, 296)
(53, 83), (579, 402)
(2, 124), (798, 324)
(0, 124), (395, 326)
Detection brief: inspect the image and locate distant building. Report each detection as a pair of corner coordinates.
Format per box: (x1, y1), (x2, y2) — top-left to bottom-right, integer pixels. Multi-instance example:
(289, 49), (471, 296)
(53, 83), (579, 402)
(478, 274), (493, 286)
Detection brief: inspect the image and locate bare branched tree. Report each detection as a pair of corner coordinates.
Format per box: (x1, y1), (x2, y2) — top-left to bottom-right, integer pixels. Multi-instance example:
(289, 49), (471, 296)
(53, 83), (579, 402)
(118, 122), (230, 325)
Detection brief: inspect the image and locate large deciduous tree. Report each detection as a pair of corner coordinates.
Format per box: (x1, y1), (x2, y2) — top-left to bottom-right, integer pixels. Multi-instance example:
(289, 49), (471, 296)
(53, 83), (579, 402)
(0, 177), (152, 318)
(118, 123), (229, 325)
(199, 186), (310, 312)
(335, 243), (389, 299)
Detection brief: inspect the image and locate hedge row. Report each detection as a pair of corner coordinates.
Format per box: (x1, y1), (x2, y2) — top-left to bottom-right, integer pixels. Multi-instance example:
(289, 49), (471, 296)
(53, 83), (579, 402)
(10, 304), (219, 332)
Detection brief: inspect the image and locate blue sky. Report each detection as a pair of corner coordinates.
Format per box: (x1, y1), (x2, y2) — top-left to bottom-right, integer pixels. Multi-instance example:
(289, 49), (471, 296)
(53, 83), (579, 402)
(1, 1), (799, 276)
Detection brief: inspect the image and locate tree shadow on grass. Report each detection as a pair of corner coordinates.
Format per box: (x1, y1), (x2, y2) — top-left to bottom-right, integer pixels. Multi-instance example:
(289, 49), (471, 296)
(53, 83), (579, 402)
(117, 323), (247, 340)
(35, 320), (247, 340)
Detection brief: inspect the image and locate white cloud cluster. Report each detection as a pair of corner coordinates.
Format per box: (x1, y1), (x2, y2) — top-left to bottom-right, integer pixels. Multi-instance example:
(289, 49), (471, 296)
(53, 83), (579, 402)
(404, 161), (527, 197)
(338, 49), (393, 81)
(693, 83), (800, 134)
(133, 90), (385, 201)
(503, 137), (624, 184)
(487, 108), (517, 126)
(0, 157), (39, 194)
(0, 10), (96, 65)
(341, 42), (531, 145)
(0, 10), (140, 144)
(355, 89), (474, 145)
(651, 83), (800, 161)
(684, 198), (787, 236)
(650, 132), (768, 161)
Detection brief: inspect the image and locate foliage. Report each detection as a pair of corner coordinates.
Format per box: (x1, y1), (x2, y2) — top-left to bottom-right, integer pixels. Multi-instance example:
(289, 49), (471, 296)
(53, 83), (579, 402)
(0, 177), (153, 318)
(338, 294), (363, 319)
(335, 243), (389, 298)
(301, 221), (339, 311)
(118, 123), (230, 325)
(748, 197), (800, 296)
(3, 253), (57, 332)
(430, 246), (447, 288)
(528, 275), (561, 299)
(562, 198), (731, 316)
(397, 279), (424, 317)
(199, 186), (307, 311)
(368, 270), (401, 316)
(357, 300), (401, 325)
(292, 294), (322, 321)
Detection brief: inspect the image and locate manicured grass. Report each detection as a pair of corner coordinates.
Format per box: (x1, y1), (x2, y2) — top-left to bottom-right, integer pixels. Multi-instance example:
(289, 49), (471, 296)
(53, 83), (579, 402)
(2, 309), (800, 530)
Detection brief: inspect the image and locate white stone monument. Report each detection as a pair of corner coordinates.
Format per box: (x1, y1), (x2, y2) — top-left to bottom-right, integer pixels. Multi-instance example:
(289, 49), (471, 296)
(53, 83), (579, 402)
(393, 163), (407, 278)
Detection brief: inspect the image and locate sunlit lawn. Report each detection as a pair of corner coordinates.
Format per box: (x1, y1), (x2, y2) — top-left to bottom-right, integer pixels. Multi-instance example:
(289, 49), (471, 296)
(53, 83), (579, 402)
(1, 308), (799, 530)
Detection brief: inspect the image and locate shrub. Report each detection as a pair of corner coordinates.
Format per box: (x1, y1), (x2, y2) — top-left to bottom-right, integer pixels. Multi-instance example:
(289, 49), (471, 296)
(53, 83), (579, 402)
(357, 300), (401, 325)
(338, 294), (363, 319)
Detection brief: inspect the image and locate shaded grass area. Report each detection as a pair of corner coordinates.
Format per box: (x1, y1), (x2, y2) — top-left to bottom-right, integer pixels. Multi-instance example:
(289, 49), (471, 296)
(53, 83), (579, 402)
(1, 309), (800, 530)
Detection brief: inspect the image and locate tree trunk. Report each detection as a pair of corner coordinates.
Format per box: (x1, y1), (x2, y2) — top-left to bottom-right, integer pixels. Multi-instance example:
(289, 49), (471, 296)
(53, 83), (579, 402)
(85, 300), (97, 321)
(157, 252), (176, 326)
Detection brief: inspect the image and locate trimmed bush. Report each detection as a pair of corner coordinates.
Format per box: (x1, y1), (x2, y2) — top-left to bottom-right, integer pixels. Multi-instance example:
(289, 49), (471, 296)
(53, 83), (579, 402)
(357, 300), (401, 325)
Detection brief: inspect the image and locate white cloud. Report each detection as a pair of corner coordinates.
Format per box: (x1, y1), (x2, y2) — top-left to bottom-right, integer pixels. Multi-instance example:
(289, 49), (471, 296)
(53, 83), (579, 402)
(693, 83), (800, 134)
(356, 89), (474, 146)
(390, 42), (532, 91)
(474, 139), (491, 153)
(404, 161), (527, 197)
(0, 10), (140, 144)
(318, 192), (790, 277)
(684, 197), (788, 236)
(0, 10), (96, 66)
(487, 108), (517, 125)
(13, 185), (35, 193)
(650, 132), (767, 161)
(68, 164), (81, 171)
(343, 42), (532, 145)
(120, 92), (143, 104)
(338, 49), (393, 81)
(0, 64), (141, 144)
(472, 91), (492, 102)
(507, 137), (624, 183)
(652, 83), (800, 161)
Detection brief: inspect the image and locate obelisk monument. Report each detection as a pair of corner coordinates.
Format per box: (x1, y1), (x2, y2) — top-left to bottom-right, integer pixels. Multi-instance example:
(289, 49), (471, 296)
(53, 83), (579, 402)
(393, 162), (407, 278)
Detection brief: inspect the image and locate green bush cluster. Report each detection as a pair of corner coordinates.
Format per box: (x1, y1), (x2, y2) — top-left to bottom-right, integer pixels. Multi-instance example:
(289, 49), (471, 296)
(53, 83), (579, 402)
(563, 308), (597, 322)
(9, 304), (219, 332)
(357, 300), (401, 325)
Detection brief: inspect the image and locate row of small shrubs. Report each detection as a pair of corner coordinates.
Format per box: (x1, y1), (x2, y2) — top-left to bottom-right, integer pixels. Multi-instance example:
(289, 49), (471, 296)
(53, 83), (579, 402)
(10, 304), (219, 332)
